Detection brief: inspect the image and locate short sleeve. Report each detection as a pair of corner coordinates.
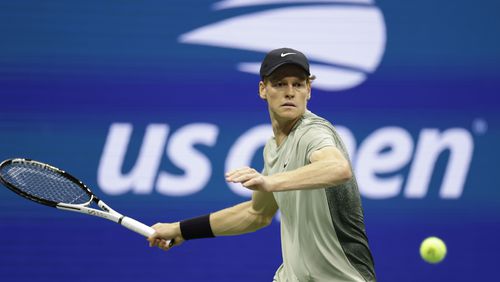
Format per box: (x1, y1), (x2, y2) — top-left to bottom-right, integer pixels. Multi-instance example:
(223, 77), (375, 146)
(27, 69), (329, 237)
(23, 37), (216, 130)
(300, 125), (336, 162)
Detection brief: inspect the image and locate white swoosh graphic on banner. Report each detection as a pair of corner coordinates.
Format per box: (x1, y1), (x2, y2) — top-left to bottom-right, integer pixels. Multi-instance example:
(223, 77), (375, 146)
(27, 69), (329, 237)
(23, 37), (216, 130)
(179, 5), (386, 91)
(213, 0), (374, 10)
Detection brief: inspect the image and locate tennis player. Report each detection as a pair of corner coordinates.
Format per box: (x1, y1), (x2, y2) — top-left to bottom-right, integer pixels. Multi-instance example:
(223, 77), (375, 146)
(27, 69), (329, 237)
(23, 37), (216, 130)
(148, 48), (376, 282)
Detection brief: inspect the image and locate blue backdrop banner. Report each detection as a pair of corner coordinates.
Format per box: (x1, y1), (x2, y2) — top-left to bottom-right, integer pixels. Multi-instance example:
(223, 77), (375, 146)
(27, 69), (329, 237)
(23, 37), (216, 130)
(0, 1), (499, 281)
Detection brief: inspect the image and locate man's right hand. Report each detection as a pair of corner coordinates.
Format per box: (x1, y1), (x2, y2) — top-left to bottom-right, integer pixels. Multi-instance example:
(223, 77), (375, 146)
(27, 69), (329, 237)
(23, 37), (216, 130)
(147, 222), (185, 251)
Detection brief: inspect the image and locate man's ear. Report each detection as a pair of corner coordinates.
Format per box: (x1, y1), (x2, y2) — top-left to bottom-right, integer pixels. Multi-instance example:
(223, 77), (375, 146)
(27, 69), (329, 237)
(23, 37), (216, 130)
(259, 81), (267, 100)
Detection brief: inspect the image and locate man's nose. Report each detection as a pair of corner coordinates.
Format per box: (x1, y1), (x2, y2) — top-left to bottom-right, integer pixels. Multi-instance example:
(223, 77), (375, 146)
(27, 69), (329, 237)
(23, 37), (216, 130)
(284, 84), (296, 97)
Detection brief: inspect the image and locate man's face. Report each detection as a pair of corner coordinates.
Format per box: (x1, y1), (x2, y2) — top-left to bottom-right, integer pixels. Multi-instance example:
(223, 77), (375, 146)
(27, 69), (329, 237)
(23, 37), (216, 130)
(259, 64), (311, 122)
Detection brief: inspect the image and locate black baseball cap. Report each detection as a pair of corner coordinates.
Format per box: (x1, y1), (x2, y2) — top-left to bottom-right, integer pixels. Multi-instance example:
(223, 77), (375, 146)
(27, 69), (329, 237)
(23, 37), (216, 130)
(259, 47), (310, 79)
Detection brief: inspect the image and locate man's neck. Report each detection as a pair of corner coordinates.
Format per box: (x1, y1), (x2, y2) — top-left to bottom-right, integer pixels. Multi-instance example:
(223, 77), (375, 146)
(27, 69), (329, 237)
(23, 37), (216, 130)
(271, 115), (302, 146)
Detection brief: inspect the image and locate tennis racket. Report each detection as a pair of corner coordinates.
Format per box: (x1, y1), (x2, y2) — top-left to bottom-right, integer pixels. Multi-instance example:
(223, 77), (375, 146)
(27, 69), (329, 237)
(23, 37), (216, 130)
(0, 158), (171, 245)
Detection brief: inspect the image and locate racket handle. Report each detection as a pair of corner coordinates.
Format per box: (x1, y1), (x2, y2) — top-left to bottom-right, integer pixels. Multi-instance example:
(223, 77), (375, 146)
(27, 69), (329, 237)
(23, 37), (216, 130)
(120, 216), (174, 247)
(121, 216), (155, 237)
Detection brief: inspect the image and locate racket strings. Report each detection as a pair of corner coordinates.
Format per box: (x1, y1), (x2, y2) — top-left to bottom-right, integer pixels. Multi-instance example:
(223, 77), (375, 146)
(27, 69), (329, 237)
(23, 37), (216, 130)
(2, 163), (91, 205)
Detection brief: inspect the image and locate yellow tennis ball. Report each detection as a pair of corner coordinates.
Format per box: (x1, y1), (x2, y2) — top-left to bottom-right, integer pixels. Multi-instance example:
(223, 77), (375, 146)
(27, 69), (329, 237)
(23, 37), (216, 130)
(420, 236), (447, 264)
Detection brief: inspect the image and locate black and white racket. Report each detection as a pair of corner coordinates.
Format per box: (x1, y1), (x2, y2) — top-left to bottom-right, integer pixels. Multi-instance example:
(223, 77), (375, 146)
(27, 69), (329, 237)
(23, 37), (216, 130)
(0, 158), (171, 245)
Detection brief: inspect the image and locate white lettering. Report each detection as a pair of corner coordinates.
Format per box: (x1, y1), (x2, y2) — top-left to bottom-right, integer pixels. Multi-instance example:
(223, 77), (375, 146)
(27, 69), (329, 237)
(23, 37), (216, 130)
(356, 127), (413, 199)
(404, 128), (473, 199)
(156, 123), (219, 196)
(97, 122), (474, 200)
(98, 123), (168, 195)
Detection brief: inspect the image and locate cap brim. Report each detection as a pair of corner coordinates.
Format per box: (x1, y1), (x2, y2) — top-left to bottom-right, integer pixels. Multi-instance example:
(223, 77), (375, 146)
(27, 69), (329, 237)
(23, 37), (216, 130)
(262, 61), (310, 77)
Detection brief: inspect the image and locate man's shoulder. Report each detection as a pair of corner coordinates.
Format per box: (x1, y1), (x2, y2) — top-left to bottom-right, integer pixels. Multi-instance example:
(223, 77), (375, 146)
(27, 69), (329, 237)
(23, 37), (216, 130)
(297, 111), (335, 133)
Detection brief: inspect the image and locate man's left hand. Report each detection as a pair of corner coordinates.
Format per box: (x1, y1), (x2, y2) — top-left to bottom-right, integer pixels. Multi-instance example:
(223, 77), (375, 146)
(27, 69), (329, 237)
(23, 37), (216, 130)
(225, 167), (274, 192)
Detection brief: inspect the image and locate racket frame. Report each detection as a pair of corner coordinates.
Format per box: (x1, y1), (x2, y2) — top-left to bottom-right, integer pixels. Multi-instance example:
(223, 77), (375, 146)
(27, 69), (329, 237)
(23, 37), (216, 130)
(0, 158), (155, 238)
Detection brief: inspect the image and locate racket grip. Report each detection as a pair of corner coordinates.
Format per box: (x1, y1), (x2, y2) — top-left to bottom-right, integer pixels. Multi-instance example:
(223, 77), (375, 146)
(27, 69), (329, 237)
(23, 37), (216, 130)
(121, 216), (155, 237)
(121, 216), (174, 247)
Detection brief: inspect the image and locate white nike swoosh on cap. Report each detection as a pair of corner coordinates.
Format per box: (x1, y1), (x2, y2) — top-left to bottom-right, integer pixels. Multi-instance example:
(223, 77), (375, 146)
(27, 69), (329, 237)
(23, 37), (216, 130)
(280, 52), (296, 57)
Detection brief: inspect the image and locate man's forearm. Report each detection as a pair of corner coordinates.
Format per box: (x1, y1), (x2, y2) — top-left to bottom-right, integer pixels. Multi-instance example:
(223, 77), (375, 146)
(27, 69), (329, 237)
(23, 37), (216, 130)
(209, 201), (273, 236)
(269, 159), (352, 192)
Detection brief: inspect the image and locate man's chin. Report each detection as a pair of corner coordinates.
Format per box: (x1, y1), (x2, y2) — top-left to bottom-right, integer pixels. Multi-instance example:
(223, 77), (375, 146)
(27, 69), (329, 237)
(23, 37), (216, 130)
(278, 110), (303, 120)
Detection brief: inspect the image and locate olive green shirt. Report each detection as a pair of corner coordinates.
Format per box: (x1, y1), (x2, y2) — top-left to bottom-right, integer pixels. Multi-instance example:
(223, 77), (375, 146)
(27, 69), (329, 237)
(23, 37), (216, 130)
(264, 111), (376, 282)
